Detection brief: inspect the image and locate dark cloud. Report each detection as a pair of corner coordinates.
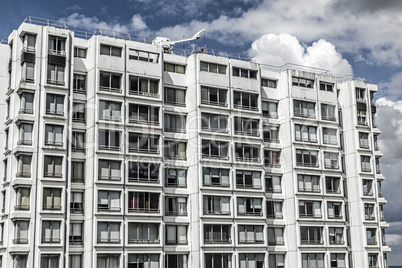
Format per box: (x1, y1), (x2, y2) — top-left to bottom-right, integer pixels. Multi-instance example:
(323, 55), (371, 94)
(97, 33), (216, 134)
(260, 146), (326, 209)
(330, 0), (402, 13)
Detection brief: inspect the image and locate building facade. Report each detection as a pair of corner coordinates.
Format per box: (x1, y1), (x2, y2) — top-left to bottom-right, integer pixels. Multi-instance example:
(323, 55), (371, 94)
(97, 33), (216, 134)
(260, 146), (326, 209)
(0, 17), (391, 268)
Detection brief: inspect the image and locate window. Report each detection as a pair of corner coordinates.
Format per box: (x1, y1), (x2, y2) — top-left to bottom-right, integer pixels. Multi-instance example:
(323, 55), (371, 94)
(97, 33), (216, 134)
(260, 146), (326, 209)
(48, 36), (65, 55)
(294, 100), (315, 118)
(41, 255), (60, 268)
(100, 44), (121, 57)
(74, 47), (86, 58)
(164, 140), (187, 160)
(323, 128), (337, 145)
(46, 93), (64, 115)
(262, 78), (277, 88)
(18, 123), (33, 145)
(356, 87), (365, 102)
(43, 188), (62, 210)
(44, 155), (63, 178)
(44, 124), (63, 146)
(295, 125), (317, 142)
(73, 74), (86, 94)
(233, 91), (258, 110)
(301, 253), (324, 268)
(20, 92), (34, 114)
(164, 113), (186, 133)
(266, 200), (283, 219)
(129, 49), (159, 62)
(368, 253), (378, 268)
(357, 110), (367, 125)
(366, 228), (377, 245)
(69, 222), (83, 245)
(128, 192), (160, 213)
(327, 201), (342, 219)
(13, 255), (28, 268)
(203, 195), (230, 215)
(204, 224), (231, 244)
(129, 75), (159, 97)
(129, 104), (159, 125)
(238, 253), (264, 268)
(269, 254), (285, 268)
(266, 175), (281, 193)
(3, 159), (7, 181)
(203, 168), (230, 187)
(15, 187), (30, 210)
(164, 62), (185, 73)
(234, 117), (259, 136)
(165, 168), (186, 187)
(329, 227), (344, 245)
(47, 64), (65, 85)
(235, 143), (260, 162)
(14, 220), (29, 244)
(166, 225), (188, 245)
(100, 71), (122, 93)
(97, 254), (120, 268)
(164, 87), (186, 106)
(98, 160), (121, 181)
(268, 227), (284, 245)
(320, 82), (333, 92)
(382, 229), (387, 245)
(236, 170), (261, 189)
(128, 222), (159, 243)
(71, 132), (85, 152)
(201, 113), (228, 132)
(165, 196), (187, 216)
(129, 133), (159, 154)
(292, 77), (314, 88)
(374, 134), (379, 150)
(233, 67), (257, 79)
(69, 255), (82, 268)
(98, 130), (121, 151)
(301, 227), (323, 245)
(97, 222), (120, 243)
(97, 190), (121, 212)
(365, 203), (375, 220)
(70, 192), (83, 214)
(22, 62), (34, 83)
(321, 103), (336, 121)
(376, 157), (381, 174)
(378, 181), (383, 197)
(296, 149), (319, 167)
(16, 155), (31, 177)
(202, 140), (229, 159)
(71, 161), (84, 183)
(324, 152), (339, 169)
(380, 204), (385, 221)
(262, 101), (278, 118)
(363, 179), (373, 196)
(239, 225), (264, 244)
(298, 174), (320, 192)
(72, 102), (86, 123)
(165, 254), (188, 268)
(263, 126), (279, 143)
(129, 162), (159, 183)
(299, 200), (321, 218)
(264, 150), (281, 168)
(361, 155), (371, 172)
(23, 33), (36, 52)
(326, 177), (341, 194)
(201, 87), (227, 106)
(237, 197), (262, 216)
(204, 253), (232, 268)
(200, 61), (226, 74)
(41, 220), (61, 243)
(128, 254), (159, 268)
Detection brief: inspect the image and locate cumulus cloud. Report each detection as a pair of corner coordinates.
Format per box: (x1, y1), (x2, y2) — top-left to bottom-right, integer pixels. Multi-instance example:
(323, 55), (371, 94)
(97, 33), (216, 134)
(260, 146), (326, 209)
(248, 33), (353, 77)
(60, 13), (149, 34)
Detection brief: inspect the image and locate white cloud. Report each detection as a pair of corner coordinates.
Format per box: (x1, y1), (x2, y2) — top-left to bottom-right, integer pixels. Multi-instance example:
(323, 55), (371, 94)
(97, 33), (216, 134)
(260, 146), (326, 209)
(130, 15), (147, 31)
(248, 33), (353, 77)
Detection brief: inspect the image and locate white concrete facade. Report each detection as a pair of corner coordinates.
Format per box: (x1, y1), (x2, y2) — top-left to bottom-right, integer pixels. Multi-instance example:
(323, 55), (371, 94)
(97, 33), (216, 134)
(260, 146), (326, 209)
(0, 18), (390, 268)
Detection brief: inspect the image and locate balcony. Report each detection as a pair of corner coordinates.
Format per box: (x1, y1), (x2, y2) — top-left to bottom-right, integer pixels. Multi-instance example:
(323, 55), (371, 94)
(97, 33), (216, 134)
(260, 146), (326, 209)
(17, 140), (32, 146)
(128, 238), (159, 244)
(129, 90), (159, 98)
(204, 238), (231, 244)
(165, 210), (187, 216)
(98, 145), (120, 151)
(301, 240), (323, 245)
(365, 215), (376, 221)
(299, 214), (322, 219)
(267, 240), (284, 246)
(42, 205), (61, 211)
(97, 206), (121, 213)
(298, 188), (320, 193)
(361, 167), (372, 172)
(264, 138), (279, 143)
(234, 130), (259, 137)
(265, 163), (281, 168)
(129, 148), (159, 154)
(16, 172), (31, 178)
(97, 238), (120, 244)
(329, 240), (344, 245)
(47, 80), (65, 86)
(13, 238), (28, 244)
(44, 141), (63, 147)
(99, 86), (122, 93)
(294, 112), (316, 119)
(18, 108), (34, 115)
(69, 238), (83, 245)
(267, 214), (283, 219)
(165, 239), (188, 245)
(128, 207), (160, 213)
(42, 238), (61, 243)
(233, 104), (258, 111)
(201, 100), (227, 107)
(296, 162), (319, 168)
(98, 176), (121, 182)
(14, 205), (30, 211)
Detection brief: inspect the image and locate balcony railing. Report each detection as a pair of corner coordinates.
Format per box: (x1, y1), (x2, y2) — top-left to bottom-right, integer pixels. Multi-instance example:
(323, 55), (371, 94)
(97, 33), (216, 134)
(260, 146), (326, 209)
(164, 100), (186, 107)
(97, 206), (121, 212)
(69, 238), (83, 245)
(204, 238), (231, 244)
(97, 238), (121, 244)
(294, 112), (316, 119)
(296, 162), (319, 168)
(13, 238), (28, 244)
(129, 177), (159, 184)
(164, 127), (186, 133)
(98, 145), (120, 151)
(98, 176), (121, 181)
(128, 207), (160, 213)
(73, 88), (86, 95)
(16, 172), (31, 178)
(44, 172), (62, 178)
(265, 163), (282, 168)
(262, 112), (278, 119)
(48, 49), (66, 56)
(299, 213), (322, 219)
(234, 130), (259, 137)
(99, 86), (122, 93)
(321, 116), (336, 121)
(301, 240), (324, 245)
(72, 117), (85, 124)
(128, 239), (159, 244)
(233, 104), (258, 111)
(365, 215), (376, 221)
(129, 148), (159, 154)
(299, 188), (320, 193)
(129, 118), (159, 126)
(165, 181), (186, 188)
(264, 138), (279, 143)
(42, 205), (62, 210)
(203, 210), (231, 215)
(19, 108), (34, 114)
(326, 189), (341, 194)
(71, 177), (84, 183)
(14, 205), (30, 211)
(363, 191), (374, 196)
(267, 214), (283, 219)
(70, 207), (84, 213)
(361, 167), (372, 172)
(46, 110), (64, 116)
(265, 187), (282, 193)
(200, 100), (227, 107)
(44, 141), (63, 147)
(42, 238), (61, 243)
(47, 79), (65, 86)
(329, 240), (344, 245)
(165, 210), (188, 216)
(236, 157), (260, 162)
(129, 90), (159, 98)
(236, 184), (262, 190)
(17, 140), (32, 146)
(325, 164), (339, 170)
(203, 182), (230, 188)
(165, 239), (187, 245)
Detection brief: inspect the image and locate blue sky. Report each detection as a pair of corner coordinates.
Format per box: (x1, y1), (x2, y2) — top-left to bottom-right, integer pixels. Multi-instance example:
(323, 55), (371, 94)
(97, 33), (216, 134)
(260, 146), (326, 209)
(1, 0), (402, 265)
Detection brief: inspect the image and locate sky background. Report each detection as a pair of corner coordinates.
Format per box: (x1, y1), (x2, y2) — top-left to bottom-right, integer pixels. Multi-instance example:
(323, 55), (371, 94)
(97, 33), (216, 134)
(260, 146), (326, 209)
(1, 0), (402, 265)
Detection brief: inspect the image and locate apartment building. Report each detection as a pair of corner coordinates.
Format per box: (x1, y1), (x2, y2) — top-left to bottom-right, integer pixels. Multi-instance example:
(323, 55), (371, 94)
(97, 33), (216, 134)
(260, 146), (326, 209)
(0, 17), (390, 268)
